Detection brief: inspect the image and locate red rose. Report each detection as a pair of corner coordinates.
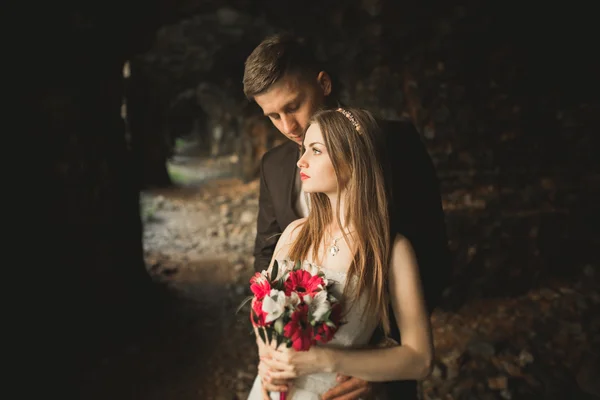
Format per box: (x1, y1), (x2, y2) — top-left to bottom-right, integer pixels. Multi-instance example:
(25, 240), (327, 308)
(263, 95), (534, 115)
(283, 304), (313, 351)
(250, 272), (271, 300)
(330, 302), (343, 324)
(313, 322), (337, 344)
(250, 298), (267, 327)
(284, 270), (325, 297)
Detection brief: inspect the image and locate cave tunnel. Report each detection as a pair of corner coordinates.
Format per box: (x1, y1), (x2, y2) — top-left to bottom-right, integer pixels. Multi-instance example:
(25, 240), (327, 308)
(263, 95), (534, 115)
(18, 1), (600, 399)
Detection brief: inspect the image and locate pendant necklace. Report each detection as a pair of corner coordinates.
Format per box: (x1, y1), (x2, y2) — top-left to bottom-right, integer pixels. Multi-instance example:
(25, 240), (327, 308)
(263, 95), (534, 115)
(328, 231), (353, 256)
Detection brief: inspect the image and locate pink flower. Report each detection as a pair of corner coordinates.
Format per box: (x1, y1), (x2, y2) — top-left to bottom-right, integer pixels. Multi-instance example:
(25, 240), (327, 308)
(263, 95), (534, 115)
(251, 298), (267, 327)
(283, 304), (313, 351)
(284, 270), (325, 297)
(250, 272), (271, 300)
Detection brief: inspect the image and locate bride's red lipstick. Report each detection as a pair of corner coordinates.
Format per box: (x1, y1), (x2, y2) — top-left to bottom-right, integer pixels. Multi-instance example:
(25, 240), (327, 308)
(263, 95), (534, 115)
(300, 172), (310, 180)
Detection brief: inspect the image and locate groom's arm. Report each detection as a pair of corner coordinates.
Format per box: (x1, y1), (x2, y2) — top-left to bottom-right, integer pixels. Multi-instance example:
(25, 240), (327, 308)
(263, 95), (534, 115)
(253, 156), (281, 273)
(322, 376), (371, 400)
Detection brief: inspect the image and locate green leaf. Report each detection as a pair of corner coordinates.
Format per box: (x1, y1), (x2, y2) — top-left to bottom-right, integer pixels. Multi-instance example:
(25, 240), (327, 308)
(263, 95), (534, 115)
(294, 260), (302, 271)
(273, 279), (283, 291)
(271, 260), (279, 280)
(266, 328), (276, 345)
(274, 319), (284, 335)
(236, 296), (253, 314)
(258, 328), (266, 343)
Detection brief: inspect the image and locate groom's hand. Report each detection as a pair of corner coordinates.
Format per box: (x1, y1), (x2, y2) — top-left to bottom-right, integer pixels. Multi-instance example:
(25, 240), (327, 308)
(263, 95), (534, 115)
(321, 375), (371, 400)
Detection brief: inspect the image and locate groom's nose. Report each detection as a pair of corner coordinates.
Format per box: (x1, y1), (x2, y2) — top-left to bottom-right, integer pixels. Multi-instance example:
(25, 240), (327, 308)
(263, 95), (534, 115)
(281, 115), (298, 135)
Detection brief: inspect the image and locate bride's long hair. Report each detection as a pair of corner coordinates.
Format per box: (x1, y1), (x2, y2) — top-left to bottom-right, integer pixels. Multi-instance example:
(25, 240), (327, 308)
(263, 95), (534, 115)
(288, 107), (392, 335)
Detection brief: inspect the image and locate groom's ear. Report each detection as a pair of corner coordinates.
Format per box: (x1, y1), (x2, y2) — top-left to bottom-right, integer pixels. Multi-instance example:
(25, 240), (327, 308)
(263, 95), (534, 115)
(316, 71), (332, 96)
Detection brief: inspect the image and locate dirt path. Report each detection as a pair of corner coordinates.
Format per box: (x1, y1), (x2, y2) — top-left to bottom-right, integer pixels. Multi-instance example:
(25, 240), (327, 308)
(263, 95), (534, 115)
(78, 155), (599, 400)
(79, 154), (261, 400)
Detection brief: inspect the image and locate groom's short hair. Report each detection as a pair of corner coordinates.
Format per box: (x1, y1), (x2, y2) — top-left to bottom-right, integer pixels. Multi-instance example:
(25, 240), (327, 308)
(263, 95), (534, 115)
(243, 33), (322, 100)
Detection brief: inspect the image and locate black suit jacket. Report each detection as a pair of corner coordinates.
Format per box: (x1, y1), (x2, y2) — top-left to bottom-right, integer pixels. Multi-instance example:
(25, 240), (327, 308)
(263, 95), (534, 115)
(253, 118), (450, 399)
(253, 140), (301, 266)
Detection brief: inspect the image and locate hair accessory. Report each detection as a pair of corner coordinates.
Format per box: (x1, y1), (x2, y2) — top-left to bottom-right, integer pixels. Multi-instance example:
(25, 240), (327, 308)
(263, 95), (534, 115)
(336, 108), (362, 134)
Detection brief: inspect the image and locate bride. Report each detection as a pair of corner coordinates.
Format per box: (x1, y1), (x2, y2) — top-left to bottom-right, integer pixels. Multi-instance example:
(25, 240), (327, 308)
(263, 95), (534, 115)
(247, 108), (434, 400)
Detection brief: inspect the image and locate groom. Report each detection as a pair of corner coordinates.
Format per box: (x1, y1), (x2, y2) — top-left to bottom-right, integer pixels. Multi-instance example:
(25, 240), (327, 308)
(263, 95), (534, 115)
(244, 33), (450, 400)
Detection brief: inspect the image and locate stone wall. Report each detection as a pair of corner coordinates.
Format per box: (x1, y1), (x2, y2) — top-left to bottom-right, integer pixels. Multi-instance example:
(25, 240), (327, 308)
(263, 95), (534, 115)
(131, 1), (599, 297)
(132, 1), (599, 168)
(20, 2), (169, 359)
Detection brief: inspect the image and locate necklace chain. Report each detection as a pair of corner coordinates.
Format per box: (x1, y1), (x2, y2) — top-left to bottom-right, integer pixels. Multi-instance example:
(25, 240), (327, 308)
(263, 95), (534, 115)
(327, 229), (353, 257)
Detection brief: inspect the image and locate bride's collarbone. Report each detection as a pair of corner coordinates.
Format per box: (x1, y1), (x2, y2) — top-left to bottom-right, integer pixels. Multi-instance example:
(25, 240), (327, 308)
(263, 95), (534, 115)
(309, 246), (354, 275)
(290, 237), (353, 272)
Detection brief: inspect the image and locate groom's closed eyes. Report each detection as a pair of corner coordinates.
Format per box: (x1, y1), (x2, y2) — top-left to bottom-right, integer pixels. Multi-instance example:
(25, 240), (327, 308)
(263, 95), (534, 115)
(264, 94), (305, 120)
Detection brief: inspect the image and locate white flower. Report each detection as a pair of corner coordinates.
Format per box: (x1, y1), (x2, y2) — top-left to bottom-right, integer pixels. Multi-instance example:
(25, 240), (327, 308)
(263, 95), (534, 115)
(303, 260), (317, 274)
(262, 289), (287, 323)
(270, 260), (292, 281)
(302, 261), (328, 286)
(278, 260), (292, 280)
(286, 291), (301, 308)
(255, 270), (269, 283)
(302, 261), (319, 276)
(304, 290), (331, 322)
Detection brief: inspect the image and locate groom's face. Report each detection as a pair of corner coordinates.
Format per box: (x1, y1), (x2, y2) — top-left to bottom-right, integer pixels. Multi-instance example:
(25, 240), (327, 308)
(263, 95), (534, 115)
(254, 72), (331, 145)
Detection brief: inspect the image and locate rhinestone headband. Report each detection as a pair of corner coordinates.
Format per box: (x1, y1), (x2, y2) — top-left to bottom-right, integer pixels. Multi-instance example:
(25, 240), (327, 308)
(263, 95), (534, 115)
(336, 108), (362, 134)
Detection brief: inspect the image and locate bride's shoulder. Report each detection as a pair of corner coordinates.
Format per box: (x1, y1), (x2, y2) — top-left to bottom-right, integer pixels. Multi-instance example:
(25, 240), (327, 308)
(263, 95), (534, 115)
(273, 218), (307, 260)
(281, 218), (307, 242)
(392, 233), (414, 250)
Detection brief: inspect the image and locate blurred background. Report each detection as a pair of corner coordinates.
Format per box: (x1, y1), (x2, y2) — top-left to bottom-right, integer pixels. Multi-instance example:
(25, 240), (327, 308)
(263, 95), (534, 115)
(18, 0), (599, 399)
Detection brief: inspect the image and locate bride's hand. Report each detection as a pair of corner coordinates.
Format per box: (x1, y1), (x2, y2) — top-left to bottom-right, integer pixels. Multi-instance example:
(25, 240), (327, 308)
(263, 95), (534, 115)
(258, 358), (291, 393)
(254, 326), (291, 393)
(261, 346), (331, 380)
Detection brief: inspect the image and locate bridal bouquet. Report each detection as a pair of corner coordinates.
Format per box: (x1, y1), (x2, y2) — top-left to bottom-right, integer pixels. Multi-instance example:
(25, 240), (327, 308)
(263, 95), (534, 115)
(244, 259), (344, 351)
(240, 260), (344, 399)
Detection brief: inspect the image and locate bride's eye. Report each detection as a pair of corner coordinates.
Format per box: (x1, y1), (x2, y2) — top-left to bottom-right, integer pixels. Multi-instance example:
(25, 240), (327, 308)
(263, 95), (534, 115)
(312, 148), (322, 155)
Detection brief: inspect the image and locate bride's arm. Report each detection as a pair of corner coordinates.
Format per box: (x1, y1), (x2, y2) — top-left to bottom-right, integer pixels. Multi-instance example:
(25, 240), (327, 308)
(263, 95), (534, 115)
(323, 234), (434, 381)
(265, 234), (434, 382)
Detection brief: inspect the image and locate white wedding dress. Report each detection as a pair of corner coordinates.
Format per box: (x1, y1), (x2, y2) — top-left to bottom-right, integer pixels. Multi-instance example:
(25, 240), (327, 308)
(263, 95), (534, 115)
(247, 259), (382, 400)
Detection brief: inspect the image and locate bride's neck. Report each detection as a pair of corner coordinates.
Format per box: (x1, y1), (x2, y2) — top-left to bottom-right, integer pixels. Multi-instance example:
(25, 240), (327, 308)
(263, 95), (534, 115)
(325, 190), (351, 235)
(327, 191), (346, 226)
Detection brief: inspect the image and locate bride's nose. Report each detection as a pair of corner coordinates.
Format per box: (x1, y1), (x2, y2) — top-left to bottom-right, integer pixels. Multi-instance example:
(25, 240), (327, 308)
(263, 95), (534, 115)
(297, 153), (308, 169)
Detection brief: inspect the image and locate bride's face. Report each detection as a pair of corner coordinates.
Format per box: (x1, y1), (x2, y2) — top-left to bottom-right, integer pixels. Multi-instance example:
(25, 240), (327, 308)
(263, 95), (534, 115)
(297, 123), (337, 194)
